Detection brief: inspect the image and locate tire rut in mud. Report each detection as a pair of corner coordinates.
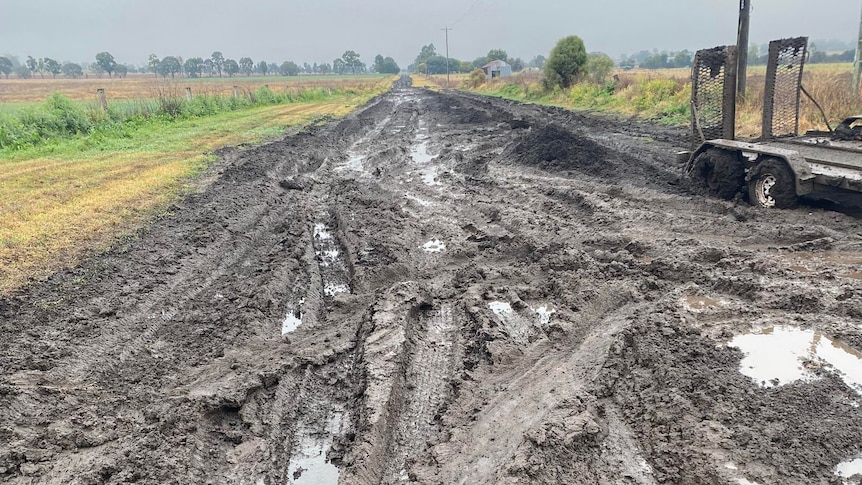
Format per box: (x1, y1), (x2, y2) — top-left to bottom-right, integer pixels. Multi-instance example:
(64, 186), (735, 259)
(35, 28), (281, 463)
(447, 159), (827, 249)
(2, 84), (862, 485)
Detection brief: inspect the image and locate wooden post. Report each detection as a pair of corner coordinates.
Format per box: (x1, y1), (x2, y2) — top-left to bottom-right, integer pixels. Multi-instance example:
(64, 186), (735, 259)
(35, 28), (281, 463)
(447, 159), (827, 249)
(737, 0), (751, 97)
(854, 3), (862, 96)
(96, 88), (107, 111)
(185, 87), (192, 100)
(233, 86), (239, 98)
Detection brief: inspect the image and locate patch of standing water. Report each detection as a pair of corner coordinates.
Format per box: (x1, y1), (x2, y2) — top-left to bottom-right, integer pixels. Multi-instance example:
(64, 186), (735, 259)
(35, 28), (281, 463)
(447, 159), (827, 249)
(682, 295), (725, 312)
(282, 299), (305, 335)
(419, 167), (439, 186)
(287, 411), (345, 485)
(836, 457), (862, 484)
(533, 305), (556, 325)
(488, 301), (514, 318)
(422, 240), (446, 253)
(410, 142), (435, 164)
(314, 224), (332, 241)
(729, 326), (862, 393)
(324, 283), (350, 297)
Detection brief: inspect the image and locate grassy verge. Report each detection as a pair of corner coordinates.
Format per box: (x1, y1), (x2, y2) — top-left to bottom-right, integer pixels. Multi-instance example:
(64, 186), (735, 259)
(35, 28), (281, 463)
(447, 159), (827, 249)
(0, 82), (390, 293)
(427, 63), (862, 136)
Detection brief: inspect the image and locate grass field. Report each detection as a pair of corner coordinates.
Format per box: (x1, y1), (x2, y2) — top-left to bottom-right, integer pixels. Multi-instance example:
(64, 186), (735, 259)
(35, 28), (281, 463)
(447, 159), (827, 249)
(0, 74), (391, 105)
(0, 76), (393, 293)
(427, 63), (862, 138)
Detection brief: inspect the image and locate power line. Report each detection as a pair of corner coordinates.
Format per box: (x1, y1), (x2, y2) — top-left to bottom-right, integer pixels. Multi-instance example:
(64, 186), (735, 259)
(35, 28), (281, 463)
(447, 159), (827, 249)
(442, 27), (453, 88)
(450, 0), (485, 27)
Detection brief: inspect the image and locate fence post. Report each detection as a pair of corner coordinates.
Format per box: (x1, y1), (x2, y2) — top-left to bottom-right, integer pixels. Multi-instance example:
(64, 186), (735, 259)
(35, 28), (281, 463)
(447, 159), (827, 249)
(233, 85), (239, 98)
(185, 87), (192, 100)
(96, 88), (108, 111)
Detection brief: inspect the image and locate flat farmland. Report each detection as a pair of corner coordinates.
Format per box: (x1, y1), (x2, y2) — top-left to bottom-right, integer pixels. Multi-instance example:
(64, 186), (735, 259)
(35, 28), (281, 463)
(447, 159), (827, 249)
(0, 74), (391, 106)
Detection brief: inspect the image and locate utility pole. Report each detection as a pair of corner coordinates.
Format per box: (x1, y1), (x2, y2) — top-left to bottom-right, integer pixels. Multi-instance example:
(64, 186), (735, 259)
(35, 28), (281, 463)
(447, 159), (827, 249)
(737, 0), (751, 97)
(442, 26), (453, 88)
(854, 2), (862, 96)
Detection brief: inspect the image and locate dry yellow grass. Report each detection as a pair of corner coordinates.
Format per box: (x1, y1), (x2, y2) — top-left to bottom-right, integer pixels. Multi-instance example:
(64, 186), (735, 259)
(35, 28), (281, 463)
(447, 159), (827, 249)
(0, 74), (389, 104)
(0, 88), (383, 293)
(443, 63), (862, 139)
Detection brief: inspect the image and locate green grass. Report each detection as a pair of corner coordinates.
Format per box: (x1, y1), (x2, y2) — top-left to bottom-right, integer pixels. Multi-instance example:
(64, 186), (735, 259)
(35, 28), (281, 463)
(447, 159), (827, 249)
(469, 76), (691, 126)
(0, 80), (391, 293)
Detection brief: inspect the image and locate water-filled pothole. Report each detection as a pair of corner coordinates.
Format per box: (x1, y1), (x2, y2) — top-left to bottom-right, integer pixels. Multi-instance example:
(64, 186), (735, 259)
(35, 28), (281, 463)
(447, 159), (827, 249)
(729, 326), (862, 393)
(283, 299), (305, 335)
(534, 305), (555, 325)
(287, 411), (344, 484)
(835, 456), (862, 484)
(682, 295), (725, 312)
(422, 239), (446, 253)
(411, 142), (435, 164)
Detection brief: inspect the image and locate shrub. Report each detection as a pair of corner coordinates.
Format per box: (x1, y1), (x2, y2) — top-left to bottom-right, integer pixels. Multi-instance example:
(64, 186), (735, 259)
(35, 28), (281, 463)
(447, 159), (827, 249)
(544, 35), (588, 90)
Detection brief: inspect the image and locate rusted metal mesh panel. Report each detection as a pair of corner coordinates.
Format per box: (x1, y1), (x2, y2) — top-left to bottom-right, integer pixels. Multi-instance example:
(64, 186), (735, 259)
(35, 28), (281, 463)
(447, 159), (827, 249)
(691, 46), (737, 146)
(763, 37), (808, 139)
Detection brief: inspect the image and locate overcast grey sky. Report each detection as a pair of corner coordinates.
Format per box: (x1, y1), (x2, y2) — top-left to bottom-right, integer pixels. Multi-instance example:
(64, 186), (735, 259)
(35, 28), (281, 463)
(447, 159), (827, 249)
(1, 0), (859, 67)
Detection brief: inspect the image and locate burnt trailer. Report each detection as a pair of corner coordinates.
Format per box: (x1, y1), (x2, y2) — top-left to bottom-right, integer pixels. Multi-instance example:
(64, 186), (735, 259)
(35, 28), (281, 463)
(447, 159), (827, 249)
(682, 37), (862, 208)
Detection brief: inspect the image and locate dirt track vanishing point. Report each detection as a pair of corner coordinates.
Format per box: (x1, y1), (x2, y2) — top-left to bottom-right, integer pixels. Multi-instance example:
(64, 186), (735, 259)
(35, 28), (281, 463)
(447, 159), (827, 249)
(3, 78), (862, 484)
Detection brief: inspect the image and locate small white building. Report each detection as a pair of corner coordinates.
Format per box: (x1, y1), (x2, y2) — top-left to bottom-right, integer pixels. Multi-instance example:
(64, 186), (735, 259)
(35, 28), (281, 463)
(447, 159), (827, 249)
(482, 60), (512, 79)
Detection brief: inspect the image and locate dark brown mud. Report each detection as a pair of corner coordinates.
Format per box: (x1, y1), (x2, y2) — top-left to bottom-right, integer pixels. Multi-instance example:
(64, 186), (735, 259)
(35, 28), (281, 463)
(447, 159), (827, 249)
(2, 81), (862, 485)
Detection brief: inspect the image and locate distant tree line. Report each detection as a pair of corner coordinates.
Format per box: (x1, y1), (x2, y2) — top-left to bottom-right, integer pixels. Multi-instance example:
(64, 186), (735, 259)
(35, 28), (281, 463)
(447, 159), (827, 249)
(409, 44), (538, 75)
(0, 50), (401, 80)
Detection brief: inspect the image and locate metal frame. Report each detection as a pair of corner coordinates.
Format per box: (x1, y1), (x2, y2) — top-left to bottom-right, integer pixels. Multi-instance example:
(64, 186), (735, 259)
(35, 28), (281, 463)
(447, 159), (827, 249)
(762, 37), (808, 140)
(690, 45), (738, 148)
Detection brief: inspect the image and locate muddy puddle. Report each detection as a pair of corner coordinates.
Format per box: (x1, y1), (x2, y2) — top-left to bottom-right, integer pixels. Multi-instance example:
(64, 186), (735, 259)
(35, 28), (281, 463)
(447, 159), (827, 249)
(682, 295), (726, 312)
(729, 326), (862, 392)
(283, 299), (304, 335)
(782, 251), (862, 280)
(836, 456), (862, 484)
(422, 239), (446, 253)
(287, 408), (346, 485)
(410, 142), (435, 164)
(313, 222), (351, 297)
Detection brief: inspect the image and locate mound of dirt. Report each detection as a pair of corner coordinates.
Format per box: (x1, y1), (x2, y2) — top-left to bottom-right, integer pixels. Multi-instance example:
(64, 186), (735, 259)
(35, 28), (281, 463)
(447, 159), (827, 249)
(508, 124), (620, 178)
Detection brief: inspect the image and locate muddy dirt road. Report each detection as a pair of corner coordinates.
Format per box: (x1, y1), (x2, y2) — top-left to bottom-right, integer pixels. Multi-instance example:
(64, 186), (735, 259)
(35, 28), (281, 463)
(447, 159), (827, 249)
(3, 79), (862, 485)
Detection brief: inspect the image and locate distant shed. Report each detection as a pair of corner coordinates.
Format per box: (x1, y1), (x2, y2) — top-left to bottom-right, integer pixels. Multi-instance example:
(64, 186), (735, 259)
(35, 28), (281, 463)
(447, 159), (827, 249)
(482, 60), (512, 79)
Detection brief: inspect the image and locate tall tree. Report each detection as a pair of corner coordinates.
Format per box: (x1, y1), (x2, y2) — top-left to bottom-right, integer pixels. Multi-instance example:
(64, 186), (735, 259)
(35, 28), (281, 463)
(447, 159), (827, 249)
(341, 50), (361, 74)
(528, 55), (546, 69)
(114, 64), (128, 78)
(184, 57), (204, 78)
(0, 56), (12, 79)
(95, 52), (117, 78)
(61, 62), (83, 78)
(374, 54), (385, 73)
(280, 61), (300, 76)
(158, 56), (182, 78)
(257, 60), (268, 75)
(42, 57), (63, 78)
(36, 58), (45, 78)
(239, 57), (254, 76)
(486, 49), (508, 62)
(211, 51), (225, 77)
(25, 56), (37, 77)
(415, 44), (437, 67)
(333, 58), (345, 74)
(223, 59), (239, 77)
(148, 54), (160, 77)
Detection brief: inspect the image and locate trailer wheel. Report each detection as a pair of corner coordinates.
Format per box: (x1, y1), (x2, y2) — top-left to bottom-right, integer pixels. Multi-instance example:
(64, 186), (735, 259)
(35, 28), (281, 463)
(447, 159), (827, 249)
(690, 149), (745, 200)
(748, 158), (797, 209)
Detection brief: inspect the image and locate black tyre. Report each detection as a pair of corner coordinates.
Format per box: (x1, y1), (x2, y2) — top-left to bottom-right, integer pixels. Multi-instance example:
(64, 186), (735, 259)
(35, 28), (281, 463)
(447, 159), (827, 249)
(689, 148), (746, 200)
(747, 158), (797, 209)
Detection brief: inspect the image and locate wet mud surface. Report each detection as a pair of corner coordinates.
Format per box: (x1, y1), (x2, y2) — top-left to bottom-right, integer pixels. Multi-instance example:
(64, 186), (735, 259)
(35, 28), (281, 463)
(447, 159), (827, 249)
(2, 80), (862, 484)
